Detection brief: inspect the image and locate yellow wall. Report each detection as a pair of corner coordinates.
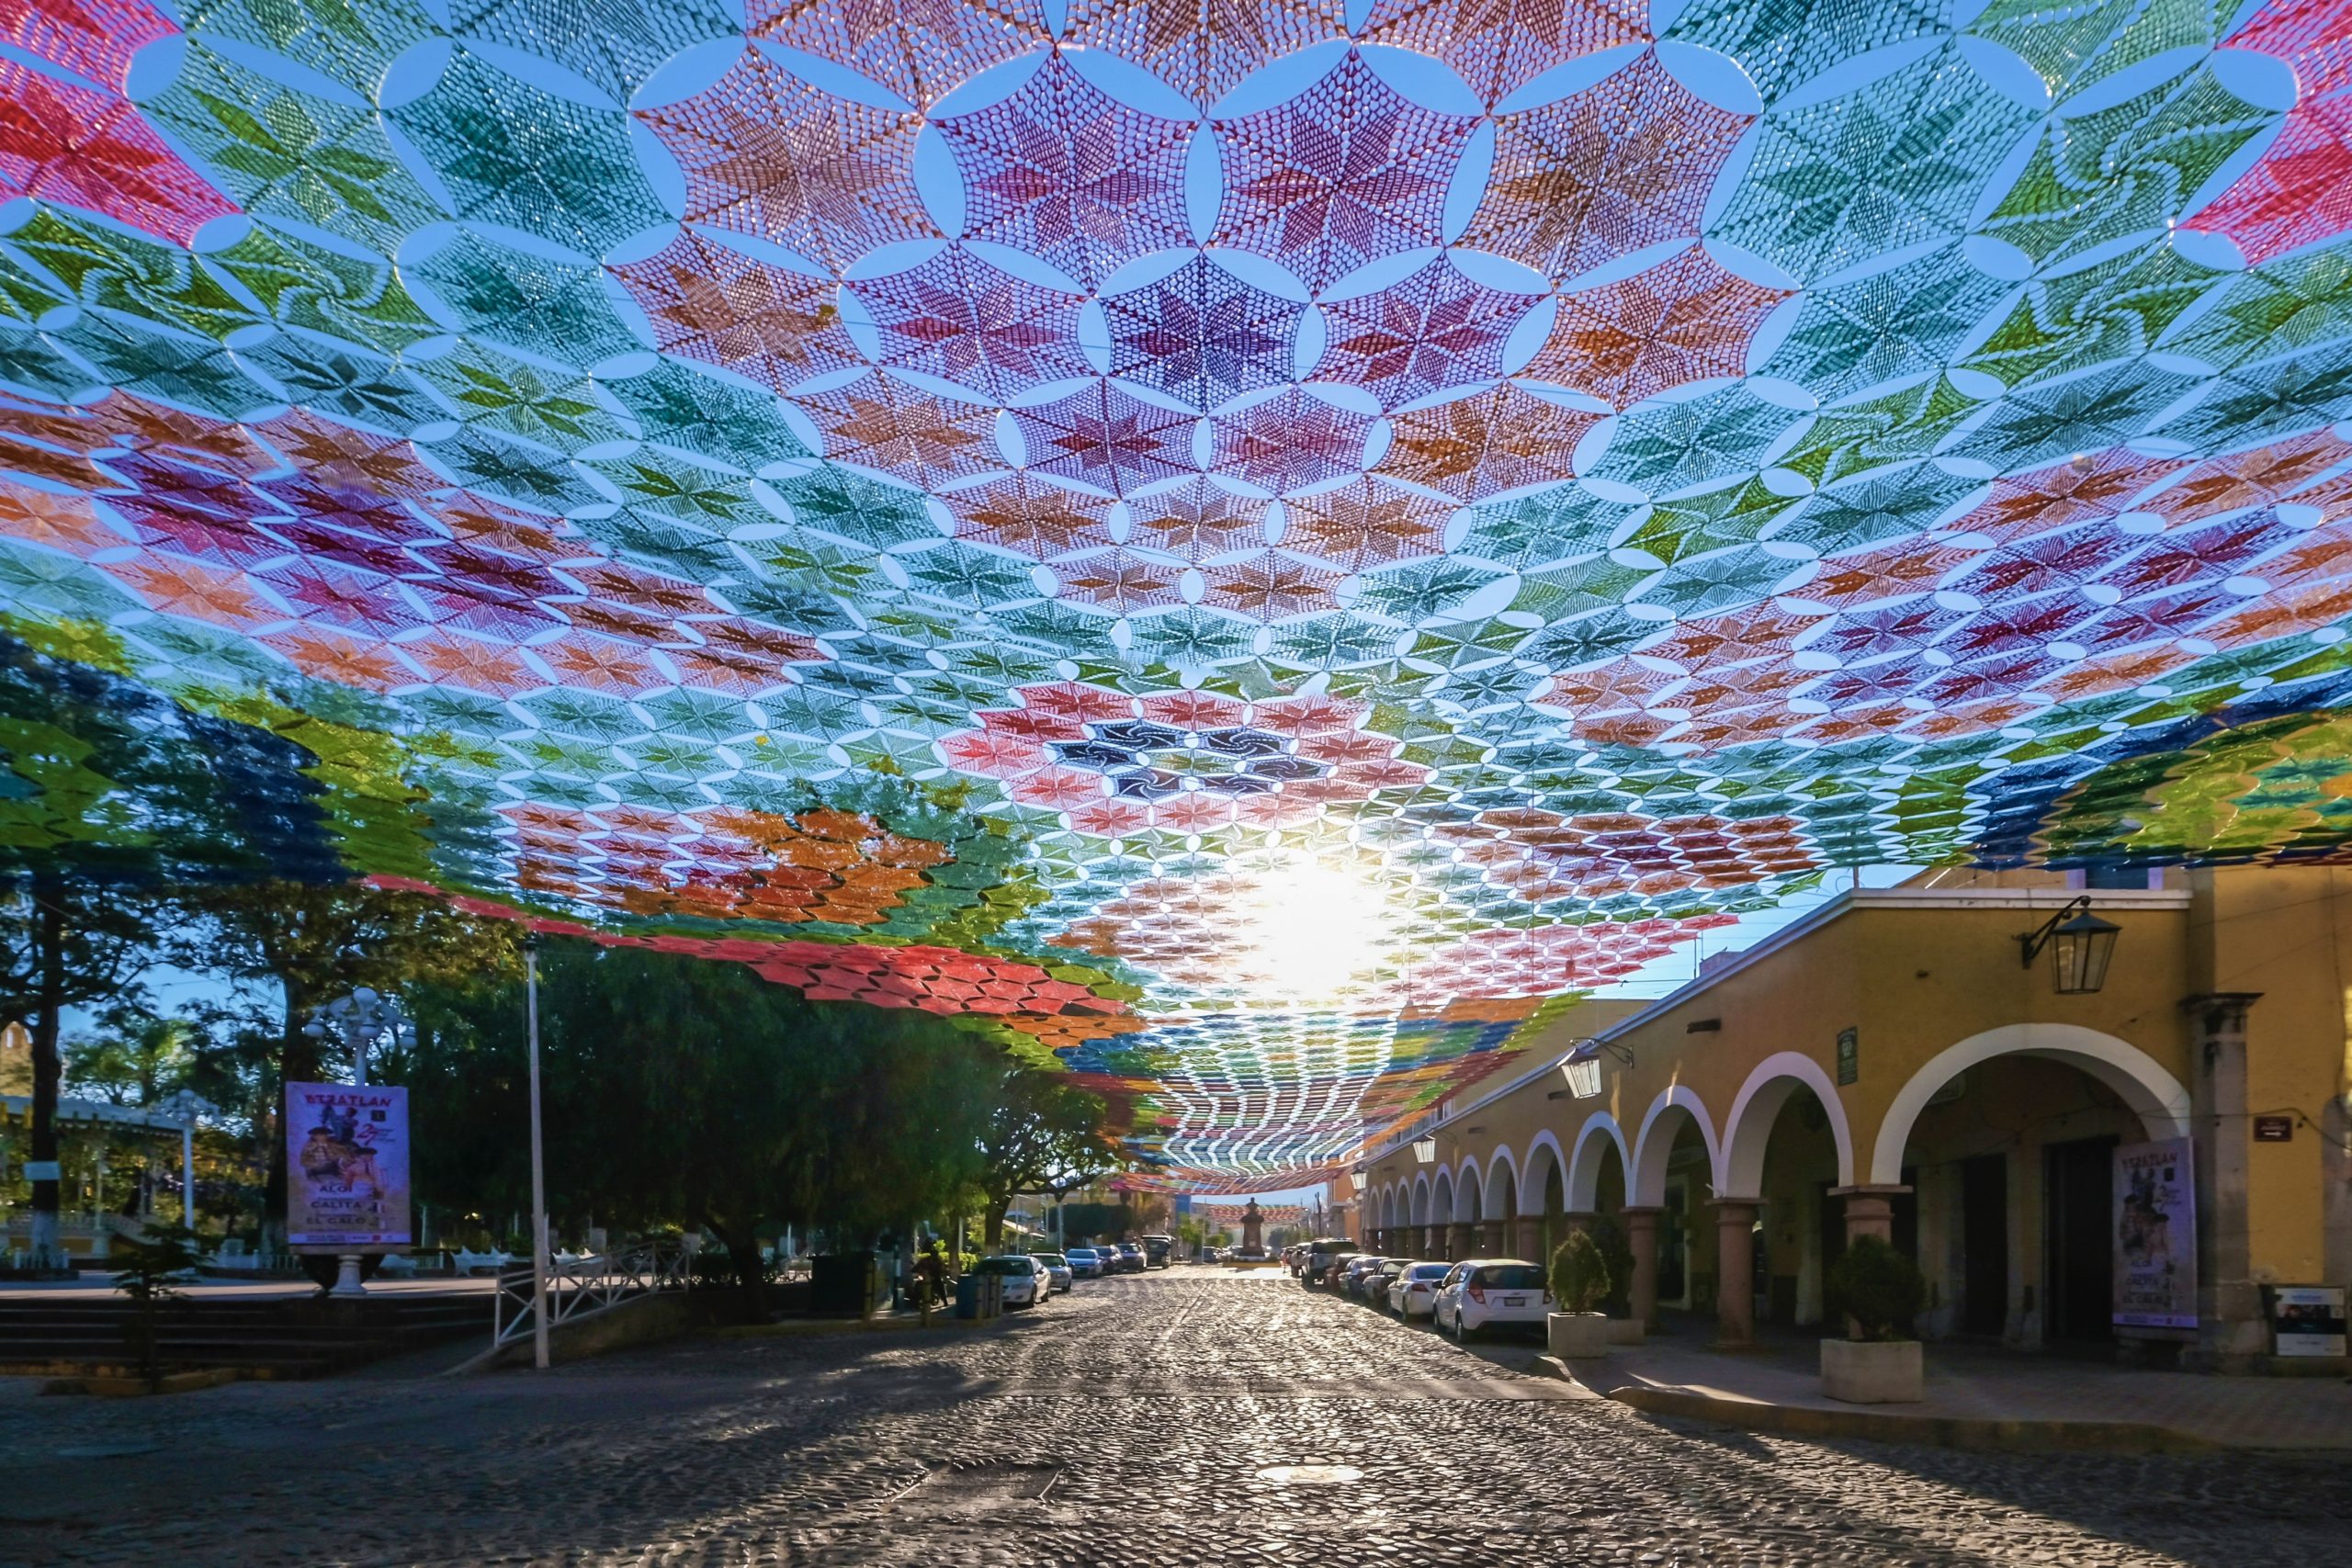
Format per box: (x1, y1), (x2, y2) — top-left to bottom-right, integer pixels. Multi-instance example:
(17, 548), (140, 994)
(2190, 867), (2352, 1284)
(1363, 870), (2352, 1332)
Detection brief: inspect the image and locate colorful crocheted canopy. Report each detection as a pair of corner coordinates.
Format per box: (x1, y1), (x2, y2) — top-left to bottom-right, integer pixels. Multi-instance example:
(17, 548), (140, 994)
(4, 0), (2352, 1188)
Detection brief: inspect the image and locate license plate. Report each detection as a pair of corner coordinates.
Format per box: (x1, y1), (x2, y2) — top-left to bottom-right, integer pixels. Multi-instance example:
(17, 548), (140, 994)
(1503, 1296), (1526, 1307)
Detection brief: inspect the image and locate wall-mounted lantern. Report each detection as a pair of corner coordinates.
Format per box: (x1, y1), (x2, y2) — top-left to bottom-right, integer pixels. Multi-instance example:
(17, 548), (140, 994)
(2018, 895), (2120, 995)
(1558, 1038), (1634, 1100)
(1411, 1136), (1438, 1164)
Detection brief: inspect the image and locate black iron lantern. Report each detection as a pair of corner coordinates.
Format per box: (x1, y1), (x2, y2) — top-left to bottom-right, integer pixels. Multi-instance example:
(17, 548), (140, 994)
(2018, 896), (2121, 995)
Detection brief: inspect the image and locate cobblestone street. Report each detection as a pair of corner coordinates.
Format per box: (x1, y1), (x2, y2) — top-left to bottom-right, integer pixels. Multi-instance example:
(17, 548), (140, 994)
(3, 1270), (2345, 1567)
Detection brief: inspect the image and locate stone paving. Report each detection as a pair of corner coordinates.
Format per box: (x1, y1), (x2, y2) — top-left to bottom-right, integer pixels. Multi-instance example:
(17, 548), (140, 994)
(2, 1269), (2346, 1567)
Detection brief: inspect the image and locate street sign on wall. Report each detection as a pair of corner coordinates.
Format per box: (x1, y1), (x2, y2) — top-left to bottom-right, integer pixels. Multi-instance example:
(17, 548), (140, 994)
(286, 1083), (411, 1251)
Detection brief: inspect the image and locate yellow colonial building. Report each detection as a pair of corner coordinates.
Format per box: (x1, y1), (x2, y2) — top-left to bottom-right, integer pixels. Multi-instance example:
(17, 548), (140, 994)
(1357, 865), (2352, 1373)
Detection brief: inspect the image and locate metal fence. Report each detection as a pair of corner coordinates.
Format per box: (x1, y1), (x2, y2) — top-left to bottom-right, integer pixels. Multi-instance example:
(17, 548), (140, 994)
(491, 1240), (691, 1351)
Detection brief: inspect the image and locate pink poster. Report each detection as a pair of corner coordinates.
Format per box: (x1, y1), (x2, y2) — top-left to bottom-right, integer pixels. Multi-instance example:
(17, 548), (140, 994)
(286, 1083), (412, 1250)
(2113, 1137), (2196, 1330)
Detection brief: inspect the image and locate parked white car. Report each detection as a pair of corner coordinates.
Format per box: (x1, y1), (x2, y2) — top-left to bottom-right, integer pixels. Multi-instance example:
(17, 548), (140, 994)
(975, 1254), (1049, 1307)
(1432, 1259), (1550, 1340)
(1386, 1260), (1452, 1319)
(1031, 1252), (1073, 1292)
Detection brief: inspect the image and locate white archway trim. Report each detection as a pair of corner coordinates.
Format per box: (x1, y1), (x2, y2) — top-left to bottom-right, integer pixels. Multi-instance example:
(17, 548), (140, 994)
(1722, 1052), (1856, 1196)
(1521, 1129), (1567, 1206)
(1453, 1156), (1483, 1222)
(1566, 1113), (1632, 1211)
(1632, 1086), (1724, 1207)
(1871, 1022), (2193, 1186)
(1410, 1172), (1431, 1224)
(1483, 1145), (1520, 1217)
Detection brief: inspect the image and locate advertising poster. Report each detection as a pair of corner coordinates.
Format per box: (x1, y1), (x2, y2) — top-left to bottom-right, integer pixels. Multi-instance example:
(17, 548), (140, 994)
(2271, 1286), (2347, 1358)
(285, 1082), (411, 1250)
(2112, 1137), (2197, 1329)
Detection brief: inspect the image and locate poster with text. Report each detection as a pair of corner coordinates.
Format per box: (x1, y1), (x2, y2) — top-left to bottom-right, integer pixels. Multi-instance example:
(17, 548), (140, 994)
(2112, 1137), (2196, 1329)
(286, 1082), (411, 1249)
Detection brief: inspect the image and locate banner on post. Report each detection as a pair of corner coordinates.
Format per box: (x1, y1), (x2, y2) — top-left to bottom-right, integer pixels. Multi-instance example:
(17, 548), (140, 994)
(286, 1082), (411, 1250)
(2112, 1137), (2196, 1329)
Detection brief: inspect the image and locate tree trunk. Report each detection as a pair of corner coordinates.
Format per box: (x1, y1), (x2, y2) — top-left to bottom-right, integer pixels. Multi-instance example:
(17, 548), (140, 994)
(984, 1198), (1009, 1248)
(261, 977), (315, 1257)
(28, 886), (62, 1270)
(717, 1223), (767, 1325)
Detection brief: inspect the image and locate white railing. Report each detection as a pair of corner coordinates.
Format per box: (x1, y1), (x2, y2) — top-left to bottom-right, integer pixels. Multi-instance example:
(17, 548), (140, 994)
(490, 1241), (690, 1352)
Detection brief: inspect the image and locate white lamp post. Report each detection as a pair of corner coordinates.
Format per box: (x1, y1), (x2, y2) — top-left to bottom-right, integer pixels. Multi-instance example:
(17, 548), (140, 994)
(302, 987), (413, 1298)
(161, 1089), (209, 1229)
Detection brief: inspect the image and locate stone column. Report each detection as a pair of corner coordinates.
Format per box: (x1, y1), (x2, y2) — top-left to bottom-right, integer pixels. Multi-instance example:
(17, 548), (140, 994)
(1421, 1224), (1442, 1258)
(2184, 992), (2265, 1371)
(1623, 1206), (1663, 1332)
(1515, 1213), (1544, 1262)
(1561, 1208), (1596, 1237)
(1830, 1185), (1909, 1246)
(1826, 1185), (1914, 1337)
(1713, 1199), (1760, 1349)
(1449, 1221), (1476, 1259)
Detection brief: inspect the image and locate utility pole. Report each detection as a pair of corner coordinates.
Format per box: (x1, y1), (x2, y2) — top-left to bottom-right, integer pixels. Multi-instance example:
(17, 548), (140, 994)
(525, 936), (550, 1371)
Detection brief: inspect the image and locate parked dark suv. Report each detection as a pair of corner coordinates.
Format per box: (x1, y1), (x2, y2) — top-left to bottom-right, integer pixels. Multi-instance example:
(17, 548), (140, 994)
(1139, 1234), (1174, 1268)
(1302, 1236), (1359, 1287)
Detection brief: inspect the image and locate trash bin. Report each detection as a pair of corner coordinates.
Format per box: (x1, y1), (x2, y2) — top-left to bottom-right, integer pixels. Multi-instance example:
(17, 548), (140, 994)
(954, 1272), (1003, 1320)
(811, 1251), (881, 1315)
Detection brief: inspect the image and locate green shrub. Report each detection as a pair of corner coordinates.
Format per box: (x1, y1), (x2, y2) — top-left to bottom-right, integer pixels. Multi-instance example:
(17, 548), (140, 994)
(1826, 1235), (1924, 1342)
(1587, 1213), (1636, 1316)
(1549, 1229), (1610, 1314)
(112, 1224), (201, 1389)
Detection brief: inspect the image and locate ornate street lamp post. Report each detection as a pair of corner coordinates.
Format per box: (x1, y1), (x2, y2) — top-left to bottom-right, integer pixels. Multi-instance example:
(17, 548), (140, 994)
(301, 987), (412, 1298)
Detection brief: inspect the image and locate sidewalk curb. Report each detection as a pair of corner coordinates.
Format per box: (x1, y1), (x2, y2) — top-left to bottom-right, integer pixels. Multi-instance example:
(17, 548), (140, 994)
(707, 1313), (1012, 1339)
(40, 1367), (243, 1397)
(1598, 1381), (2225, 1455)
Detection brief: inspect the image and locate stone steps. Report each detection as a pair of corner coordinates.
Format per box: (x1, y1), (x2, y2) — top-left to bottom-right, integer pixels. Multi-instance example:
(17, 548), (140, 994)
(0, 1294), (489, 1378)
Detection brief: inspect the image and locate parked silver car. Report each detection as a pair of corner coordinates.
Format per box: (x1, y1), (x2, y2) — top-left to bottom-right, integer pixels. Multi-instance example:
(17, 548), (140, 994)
(1386, 1261), (1451, 1319)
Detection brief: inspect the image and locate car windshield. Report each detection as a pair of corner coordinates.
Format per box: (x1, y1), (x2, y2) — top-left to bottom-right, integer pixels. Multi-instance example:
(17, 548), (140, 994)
(1035, 1255), (1065, 1266)
(1476, 1266), (1546, 1290)
(976, 1258), (1027, 1274)
(1410, 1265), (1451, 1279)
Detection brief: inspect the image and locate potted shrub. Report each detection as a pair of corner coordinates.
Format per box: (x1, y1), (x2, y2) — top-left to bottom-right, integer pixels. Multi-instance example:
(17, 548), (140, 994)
(1821, 1235), (1926, 1404)
(1546, 1230), (1612, 1359)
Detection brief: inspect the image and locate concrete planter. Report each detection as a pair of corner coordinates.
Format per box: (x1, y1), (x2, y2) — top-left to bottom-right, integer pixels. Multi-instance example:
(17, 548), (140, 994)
(1547, 1312), (1611, 1359)
(1820, 1337), (1923, 1404)
(1605, 1316), (1645, 1346)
